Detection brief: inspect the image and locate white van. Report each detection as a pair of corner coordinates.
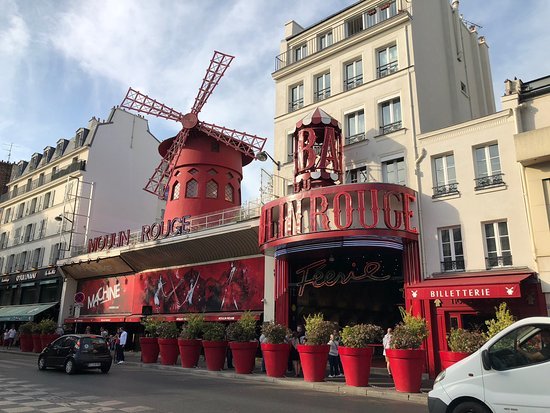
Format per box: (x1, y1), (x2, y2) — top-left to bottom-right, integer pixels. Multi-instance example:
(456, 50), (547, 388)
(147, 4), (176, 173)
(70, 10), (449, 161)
(428, 316), (550, 413)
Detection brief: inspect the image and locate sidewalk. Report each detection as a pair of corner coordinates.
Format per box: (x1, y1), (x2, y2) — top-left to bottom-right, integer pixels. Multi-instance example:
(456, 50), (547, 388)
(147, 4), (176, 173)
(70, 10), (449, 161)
(2, 348), (432, 405)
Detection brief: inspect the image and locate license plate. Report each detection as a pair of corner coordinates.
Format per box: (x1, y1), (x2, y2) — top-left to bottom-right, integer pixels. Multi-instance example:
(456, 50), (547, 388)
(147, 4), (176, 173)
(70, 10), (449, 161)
(88, 363), (101, 367)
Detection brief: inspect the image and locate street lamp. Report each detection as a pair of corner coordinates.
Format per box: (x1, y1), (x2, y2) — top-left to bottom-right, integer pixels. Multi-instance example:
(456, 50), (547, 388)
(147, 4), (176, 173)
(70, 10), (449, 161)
(256, 151), (281, 171)
(55, 214), (73, 223)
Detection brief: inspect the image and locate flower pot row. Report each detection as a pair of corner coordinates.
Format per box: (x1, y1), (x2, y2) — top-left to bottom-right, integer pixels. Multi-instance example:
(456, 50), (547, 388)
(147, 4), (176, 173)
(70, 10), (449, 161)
(19, 334), (60, 353)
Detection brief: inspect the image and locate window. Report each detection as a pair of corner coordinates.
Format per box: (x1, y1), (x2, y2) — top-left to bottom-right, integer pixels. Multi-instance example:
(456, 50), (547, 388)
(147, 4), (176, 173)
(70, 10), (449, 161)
(382, 157), (406, 185)
(344, 59), (363, 91)
(171, 182), (180, 200)
(23, 223), (34, 243)
(43, 191), (53, 209)
(38, 173), (45, 186)
(379, 97), (402, 134)
(474, 144), (504, 189)
(185, 179), (198, 198)
(432, 154), (458, 197)
(206, 180), (218, 199)
(293, 44), (307, 62)
(484, 221), (512, 268)
(366, 1), (398, 27)
(345, 110), (365, 144)
(6, 254), (16, 273)
(16, 251), (27, 271)
(38, 219), (47, 239)
(0, 257), (3, 274)
(49, 242), (64, 265)
(3, 208), (11, 224)
(16, 203), (24, 219)
(289, 83), (304, 112)
(31, 248), (43, 269)
(318, 31), (333, 50)
(461, 81), (468, 95)
(287, 133), (294, 163)
(29, 198), (38, 214)
(346, 166), (368, 183)
(0, 232), (8, 249)
(13, 227), (21, 246)
(314, 73), (331, 102)
(377, 44), (398, 78)
(346, 14), (363, 37)
(225, 184), (234, 202)
(26, 178), (32, 191)
(208, 169), (217, 176)
(439, 227), (464, 272)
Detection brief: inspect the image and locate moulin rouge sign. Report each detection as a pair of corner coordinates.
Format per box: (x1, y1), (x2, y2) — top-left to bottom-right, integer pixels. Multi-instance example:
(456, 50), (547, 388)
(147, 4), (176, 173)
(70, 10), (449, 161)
(259, 183), (418, 249)
(87, 216), (191, 253)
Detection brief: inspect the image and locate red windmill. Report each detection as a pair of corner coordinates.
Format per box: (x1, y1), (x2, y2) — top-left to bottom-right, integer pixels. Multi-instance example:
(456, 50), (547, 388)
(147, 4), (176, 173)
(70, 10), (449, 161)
(120, 51), (267, 223)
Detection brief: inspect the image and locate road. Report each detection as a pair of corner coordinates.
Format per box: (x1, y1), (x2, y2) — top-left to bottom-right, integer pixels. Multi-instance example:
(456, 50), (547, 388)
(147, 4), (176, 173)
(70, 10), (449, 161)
(0, 351), (427, 413)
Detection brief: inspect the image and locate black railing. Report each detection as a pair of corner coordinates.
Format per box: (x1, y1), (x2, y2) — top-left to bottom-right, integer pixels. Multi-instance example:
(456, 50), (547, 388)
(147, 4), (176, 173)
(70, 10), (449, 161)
(377, 61), (398, 78)
(380, 121), (402, 134)
(441, 258), (465, 272)
(1, 160), (86, 203)
(345, 133), (367, 145)
(344, 75), (363, 91)
(486, 254), (513, 269)
(288, 99), (304, 112)
(432, 183), (459, 198)
(314, 88), (331, 102)
(274, 1), (401, 71)
(474, 173), (505, 190)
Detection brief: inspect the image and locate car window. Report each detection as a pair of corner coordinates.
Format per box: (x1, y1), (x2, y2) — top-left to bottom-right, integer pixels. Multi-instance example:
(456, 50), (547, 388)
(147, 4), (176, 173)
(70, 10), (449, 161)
(488, 324), (550, 370)
(80, 337), (108, 352)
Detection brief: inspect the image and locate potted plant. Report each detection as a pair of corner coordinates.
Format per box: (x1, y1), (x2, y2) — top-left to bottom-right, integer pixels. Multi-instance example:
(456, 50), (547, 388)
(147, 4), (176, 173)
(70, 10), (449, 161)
(39, 319), (59, 348)
(339, 323), (384, 387)
(202, 322), (227, 371)
(18, 322), (35, 352)
(227, 311), (258, 374)
(140, 316), (161, 363)
(484, 302), (516, 340)
(385, 308), (429, 393)
(260, 321), (291, 378)
(157, 321), (180, 365)
(297, 313), (333, 382)
(440, 328), (485, 369)
(31, 322), (43, 353)
(178, 314), (204, 368)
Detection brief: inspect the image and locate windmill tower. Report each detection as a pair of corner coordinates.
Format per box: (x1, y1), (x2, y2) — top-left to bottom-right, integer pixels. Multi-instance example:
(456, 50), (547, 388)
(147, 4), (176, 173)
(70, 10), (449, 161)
(120, 51), (267, 223)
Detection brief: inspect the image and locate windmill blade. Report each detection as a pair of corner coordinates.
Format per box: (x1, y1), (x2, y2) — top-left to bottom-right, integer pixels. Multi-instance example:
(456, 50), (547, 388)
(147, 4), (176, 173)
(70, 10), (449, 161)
(191, 51), (235, 115)
(144, 128), (190, 198)
(121, 87), (185, 123)
(197, 121), (267, 158)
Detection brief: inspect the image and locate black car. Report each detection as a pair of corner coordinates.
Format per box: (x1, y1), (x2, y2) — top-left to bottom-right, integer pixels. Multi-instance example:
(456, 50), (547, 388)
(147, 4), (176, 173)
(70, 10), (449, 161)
(38, 334), (112, 374)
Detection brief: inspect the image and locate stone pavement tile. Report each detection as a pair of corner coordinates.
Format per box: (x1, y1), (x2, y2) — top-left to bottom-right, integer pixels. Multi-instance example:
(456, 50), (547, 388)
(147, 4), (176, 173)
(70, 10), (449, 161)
(4, 397), (35, 402)
(1, 407), (36, 413)
(80, 408), (115, 413)
(77, 397), (101, 402)
(0, 401), (18, 406)
(41, 407), (76, 413)
(22, 392), (48, 397)
(20, 402), (55, 408)
(119, 407), (154, 413)
(94, 401), (124, 407)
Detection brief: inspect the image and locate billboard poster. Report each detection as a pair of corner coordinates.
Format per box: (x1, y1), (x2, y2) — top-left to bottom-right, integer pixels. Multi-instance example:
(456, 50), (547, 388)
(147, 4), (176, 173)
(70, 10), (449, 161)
(135, 257), (265, 315)
(76, 276), (135, 315)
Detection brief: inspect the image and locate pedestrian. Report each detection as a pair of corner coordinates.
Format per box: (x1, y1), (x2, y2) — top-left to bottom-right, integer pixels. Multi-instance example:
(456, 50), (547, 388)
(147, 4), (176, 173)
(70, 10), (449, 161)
(110, 333), (119, 363)
(7, 325), (16, 348)
(116, 327), (127, 364)
(3, 330), (9, 348)
(383, 327), (393, 376)
(226, 347), (233, 369)
(289, 330), (303, 377)
(55, 325), (64, 336)
(85, 325), (92, 334)
(259, 332), (267, 372)
(327, 333), (341, 378)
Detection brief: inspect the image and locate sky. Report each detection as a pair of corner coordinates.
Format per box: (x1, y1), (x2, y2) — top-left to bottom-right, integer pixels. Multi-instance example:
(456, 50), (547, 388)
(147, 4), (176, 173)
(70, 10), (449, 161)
(1, 0), (549, 203)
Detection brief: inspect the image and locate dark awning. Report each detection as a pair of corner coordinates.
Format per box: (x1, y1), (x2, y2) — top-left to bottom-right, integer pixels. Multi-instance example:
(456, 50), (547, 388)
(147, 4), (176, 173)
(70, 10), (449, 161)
(0, 302), (58, 322)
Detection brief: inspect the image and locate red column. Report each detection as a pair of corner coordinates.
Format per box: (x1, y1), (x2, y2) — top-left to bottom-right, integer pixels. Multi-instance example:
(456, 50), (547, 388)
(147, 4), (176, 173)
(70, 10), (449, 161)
(274, 258), (289, 326)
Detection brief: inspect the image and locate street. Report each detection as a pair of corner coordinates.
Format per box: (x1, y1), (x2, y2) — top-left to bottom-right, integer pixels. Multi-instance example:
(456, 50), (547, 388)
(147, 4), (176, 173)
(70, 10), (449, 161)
(0, 352), (427, 413)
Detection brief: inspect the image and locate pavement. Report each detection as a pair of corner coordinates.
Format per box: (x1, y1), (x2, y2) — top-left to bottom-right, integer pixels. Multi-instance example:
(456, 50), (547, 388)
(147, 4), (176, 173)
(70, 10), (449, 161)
(1, 347), (433, 406)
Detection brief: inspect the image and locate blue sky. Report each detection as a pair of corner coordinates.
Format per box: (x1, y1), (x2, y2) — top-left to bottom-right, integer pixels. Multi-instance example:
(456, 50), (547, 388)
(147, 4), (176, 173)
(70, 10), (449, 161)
(1, 0), (549, 202)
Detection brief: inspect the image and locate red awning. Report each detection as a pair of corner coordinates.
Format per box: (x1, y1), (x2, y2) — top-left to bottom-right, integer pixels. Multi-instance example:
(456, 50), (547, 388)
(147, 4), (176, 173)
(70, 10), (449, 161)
(65, 315), (129, 323)
(124, 311), (263, 323)
(406, 272), (534, 301)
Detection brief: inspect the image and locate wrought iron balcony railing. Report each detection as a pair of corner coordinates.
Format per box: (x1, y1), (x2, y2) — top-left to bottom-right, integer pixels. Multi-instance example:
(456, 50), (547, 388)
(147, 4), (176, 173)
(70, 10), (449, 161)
(288, 99), (304, 112)
(432, 182), (459, 198)
(441, 258), (465, 272)
(486, 254), (513, 269)
(345, 133), (367, 145)
(380, 121), (402, 135)
(344, 75), (363, 91)
(474, 173), (505, 190)
(314, 88), (331, 102)
(377, 61), (398, 78)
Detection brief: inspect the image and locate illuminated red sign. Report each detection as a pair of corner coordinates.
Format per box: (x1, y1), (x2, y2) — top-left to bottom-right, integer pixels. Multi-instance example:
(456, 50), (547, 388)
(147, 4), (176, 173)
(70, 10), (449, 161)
(407, 284), (522, 300)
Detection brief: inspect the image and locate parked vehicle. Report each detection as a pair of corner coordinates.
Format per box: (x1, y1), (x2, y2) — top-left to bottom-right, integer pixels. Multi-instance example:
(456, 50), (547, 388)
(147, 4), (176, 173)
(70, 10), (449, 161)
(429, 317), (550, 413)
(38, 334), (112, 374)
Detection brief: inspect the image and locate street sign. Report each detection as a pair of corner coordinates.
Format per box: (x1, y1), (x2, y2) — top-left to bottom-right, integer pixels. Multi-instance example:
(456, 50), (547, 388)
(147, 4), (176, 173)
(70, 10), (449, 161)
(74, 306), (81, 318)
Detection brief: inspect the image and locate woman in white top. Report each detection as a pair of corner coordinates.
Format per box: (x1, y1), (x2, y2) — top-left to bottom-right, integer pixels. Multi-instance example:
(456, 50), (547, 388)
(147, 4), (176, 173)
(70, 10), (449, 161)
(382, 327), (393, 376)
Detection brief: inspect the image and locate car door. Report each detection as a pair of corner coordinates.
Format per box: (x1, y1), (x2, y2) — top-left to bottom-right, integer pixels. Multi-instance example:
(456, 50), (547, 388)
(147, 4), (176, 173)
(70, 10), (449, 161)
(58, 336), (77, 364)
(47, 337), (68, 367)
(482, 323), (550, 413)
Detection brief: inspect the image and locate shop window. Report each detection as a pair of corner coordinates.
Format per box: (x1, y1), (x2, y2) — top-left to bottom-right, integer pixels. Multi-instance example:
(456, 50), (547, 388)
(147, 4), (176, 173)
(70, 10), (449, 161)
(344, 59), (363, 91)
(377, 44), (398, 78)
(345, 110), (365, 145)
(171, 181), (180, 200)
(379, 97), (402, 134)
(206, 180), (218, 199)
(39, 280), (59, 303)
(432, 153), (458, 198)
(0, 288), (13, 306)
(185, 179), (199, 198)
(225, 184), (234, 202)
(474, 143), (504, 190)
(20, 283), (37, 304)
(439, 226), (464, 272)
(484, 221), (512, 268)
(382, 157), (406, 185)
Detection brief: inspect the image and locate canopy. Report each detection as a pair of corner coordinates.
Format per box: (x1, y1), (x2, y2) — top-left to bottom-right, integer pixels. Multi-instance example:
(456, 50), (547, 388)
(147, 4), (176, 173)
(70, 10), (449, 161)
(0, 302), (58, 322)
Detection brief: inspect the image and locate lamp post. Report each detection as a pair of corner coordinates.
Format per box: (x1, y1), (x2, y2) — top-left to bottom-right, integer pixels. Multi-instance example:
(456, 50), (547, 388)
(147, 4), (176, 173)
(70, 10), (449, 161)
(256, 151), (281, 171)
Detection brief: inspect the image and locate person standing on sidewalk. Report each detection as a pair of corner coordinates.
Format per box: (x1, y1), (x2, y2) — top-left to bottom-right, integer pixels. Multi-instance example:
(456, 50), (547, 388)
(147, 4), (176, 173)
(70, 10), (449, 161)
(327, 333), (341, 378)
(383, 327), (393, 376)
(117, 327), (127, 364)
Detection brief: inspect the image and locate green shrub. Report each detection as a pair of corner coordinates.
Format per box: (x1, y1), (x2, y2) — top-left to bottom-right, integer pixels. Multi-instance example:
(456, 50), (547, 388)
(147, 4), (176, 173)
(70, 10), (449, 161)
(447, 328), (486, 353)
(227, 311), (257, 342)
(39, 319), (57, 334)
(180, 314), (205, 340)
(202, 322), (226, 341)
(261, 321), (290, 344)
(31, 322), (42, 334)
(157, 321), (179, 339)
(341, 324), (384, 348)
(141, 316), (163, 337)
(19, 322), (35, 334)
(391, 308), (429, 350)
(304, 313), (334, 346)
(484, 302), (516, 340)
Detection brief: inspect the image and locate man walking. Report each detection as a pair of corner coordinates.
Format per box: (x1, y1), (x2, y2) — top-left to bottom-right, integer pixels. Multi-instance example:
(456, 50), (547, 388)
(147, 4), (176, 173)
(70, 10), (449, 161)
(116, 327), (127, 364)
(7, 326), (16, 348)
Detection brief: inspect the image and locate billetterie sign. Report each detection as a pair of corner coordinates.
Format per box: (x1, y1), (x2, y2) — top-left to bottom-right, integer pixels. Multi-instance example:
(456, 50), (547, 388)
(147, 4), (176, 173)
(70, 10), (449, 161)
(87, 215), (190, 253)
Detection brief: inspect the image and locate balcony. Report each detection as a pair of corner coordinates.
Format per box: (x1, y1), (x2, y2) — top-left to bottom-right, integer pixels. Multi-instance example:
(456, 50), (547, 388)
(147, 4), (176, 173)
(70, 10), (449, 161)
(432, 183), (459, 198)
(441, 258), (465, 272)
(1, 160), (86, 203)
(314, 88), (331, 102)
(288, 99), (304, 113)
(380, 120), (402, 135)
(486, 254), (513, 269)
(344, 75), (363, 91)
(274, 1), (401, 71)
(377, 61), (398, 78)
(345, 132), (367, 145)
(474, 173), (505, 190)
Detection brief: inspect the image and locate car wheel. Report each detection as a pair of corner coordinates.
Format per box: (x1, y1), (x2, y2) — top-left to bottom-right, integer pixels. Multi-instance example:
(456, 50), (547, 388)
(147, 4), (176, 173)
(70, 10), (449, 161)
(100, 365), (110, 374)
(38, 356), (47, 371)
(452, 401), (491, 413)
(65, 359), (77, 375)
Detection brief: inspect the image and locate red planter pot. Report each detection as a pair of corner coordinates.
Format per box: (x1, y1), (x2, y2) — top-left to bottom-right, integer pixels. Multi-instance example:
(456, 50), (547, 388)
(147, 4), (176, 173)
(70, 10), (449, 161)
(178, 339), (202, 368)
(297, 344), (330, 382)
(41, 334), (59, 349)
(261, 343), (291, 378)
(386, 349), (426, 393)
(32, 334), (43, 353)
(19, 334), (33, 352)
(158, 338), (179, 365)
(339, 346), (374, 387)
(202, 340), (228, 371)
(439, 351), (470, 370)
(140, 337), (159, 364)
(229, 341), (258, 374)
